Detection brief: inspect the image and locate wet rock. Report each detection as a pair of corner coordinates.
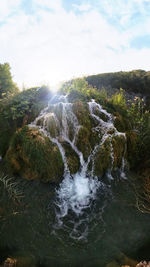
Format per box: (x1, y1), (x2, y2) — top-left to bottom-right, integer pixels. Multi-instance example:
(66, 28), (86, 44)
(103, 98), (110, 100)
(75, 126), (91, 160)
(62, 141), (80, 174)
(106, 260), (120, 267)
(107, 253), (138, 267)
(112, 134), (126, 169)
(72, 101), (92, 129)
(94, 138), (111, 177)
(116, 252), (138, 267)
(3, 258), (17, 267)
(136, 261), (150, 267)
(126, 130), (140, 169)
(45, 113), (60, 138)
(6, 126), (64, 183)
(114, 112), (131, 132)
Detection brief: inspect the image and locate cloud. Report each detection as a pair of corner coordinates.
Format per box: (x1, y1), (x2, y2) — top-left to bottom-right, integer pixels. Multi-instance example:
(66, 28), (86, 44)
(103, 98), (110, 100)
(99, 0), (150, 28)
(33, 0), (62, 11)
(0, 0), (150, 89)
(0, 0), (21, 21)
(73, 3), (92, 12)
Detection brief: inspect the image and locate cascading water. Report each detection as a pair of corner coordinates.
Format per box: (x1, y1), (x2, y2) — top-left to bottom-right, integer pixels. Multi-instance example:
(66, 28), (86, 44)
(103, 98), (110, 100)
(30, 94), (127, 241)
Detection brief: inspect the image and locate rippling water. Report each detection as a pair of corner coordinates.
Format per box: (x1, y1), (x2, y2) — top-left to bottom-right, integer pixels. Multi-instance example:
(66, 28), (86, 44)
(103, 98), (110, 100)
(1, 172), (150, 266)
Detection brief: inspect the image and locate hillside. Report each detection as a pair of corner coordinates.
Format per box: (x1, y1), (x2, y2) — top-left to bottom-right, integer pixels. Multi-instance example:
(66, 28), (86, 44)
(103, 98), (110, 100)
(86, 70), (150, 97)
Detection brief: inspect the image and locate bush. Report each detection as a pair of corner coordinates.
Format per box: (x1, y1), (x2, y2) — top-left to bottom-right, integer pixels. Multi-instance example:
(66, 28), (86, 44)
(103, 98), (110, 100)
(0, 86), (51, 156)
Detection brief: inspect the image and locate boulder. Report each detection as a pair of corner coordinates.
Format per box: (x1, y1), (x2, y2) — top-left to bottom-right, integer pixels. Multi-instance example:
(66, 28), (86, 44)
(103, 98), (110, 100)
(6, 126), (64, 183)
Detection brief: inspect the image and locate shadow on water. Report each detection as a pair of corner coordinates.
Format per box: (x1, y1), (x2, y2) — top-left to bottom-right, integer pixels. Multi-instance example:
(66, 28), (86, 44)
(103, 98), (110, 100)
(0, 171), (150, 266)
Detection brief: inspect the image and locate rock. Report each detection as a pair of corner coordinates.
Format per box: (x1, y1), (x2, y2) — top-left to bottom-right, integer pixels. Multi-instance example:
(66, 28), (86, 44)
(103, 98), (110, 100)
(116, 252), (138, 267)
(114, 112), (131, 132)
(3, 258), (17, 267)
(112, 134), (126, 169)
(106, 260), (120, 267)
(126, 130), (140, 169)
(62, 141), (80, 174)
(94, 138), (111, 177)
(136, 261), (150, 267)
(72, 101), (92, 129)
(45, 113), (60, 138)
(6, 126), (64, 183)
(75, 126), (91, 160)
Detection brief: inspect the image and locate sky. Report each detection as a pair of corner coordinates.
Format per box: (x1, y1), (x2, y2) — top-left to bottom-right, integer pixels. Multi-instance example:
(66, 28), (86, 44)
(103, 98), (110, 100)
(0, 0), (150, 89)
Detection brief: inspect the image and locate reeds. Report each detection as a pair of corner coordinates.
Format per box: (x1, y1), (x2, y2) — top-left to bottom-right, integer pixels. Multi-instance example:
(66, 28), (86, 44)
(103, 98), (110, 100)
(0, 174), (23, 201)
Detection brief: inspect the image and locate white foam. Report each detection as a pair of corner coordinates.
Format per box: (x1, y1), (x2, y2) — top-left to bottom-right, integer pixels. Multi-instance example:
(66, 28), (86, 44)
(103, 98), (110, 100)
(29, 93), (127, 240)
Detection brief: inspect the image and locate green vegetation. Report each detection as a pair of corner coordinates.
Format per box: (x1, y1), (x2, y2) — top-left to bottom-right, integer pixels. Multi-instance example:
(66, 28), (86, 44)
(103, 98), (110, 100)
(0, 174), (23, 202)
(62, 142), (80, 174)
(86, 69), (150, 97)
(6, 126), (64, 183)
(62, 77), (150, 174)
(0, 86), (50, 156)
(0, 63), (19, 99)
(94, 138), (111, 177)
(0, 63), (149, 203)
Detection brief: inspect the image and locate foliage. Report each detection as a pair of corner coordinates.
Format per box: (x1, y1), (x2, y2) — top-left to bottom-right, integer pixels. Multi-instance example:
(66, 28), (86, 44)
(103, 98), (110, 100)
(0, 86), (50, 156)
(71, 78), (89, 94)
(86, 69), (150, 97)
(0, 63), (19, 99)
(61, 78), (108, 105)
(125, 96), (150, 170)
(111, 88), (126, 109)
(62, 76), (150, 177)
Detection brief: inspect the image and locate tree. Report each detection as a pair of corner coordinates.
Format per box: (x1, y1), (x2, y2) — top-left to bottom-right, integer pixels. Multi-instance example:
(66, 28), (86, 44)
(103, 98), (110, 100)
(0, 63), (19, 99)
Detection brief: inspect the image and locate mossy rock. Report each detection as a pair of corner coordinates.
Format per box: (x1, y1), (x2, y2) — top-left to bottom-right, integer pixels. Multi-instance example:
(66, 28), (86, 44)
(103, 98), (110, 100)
(126, 130), (140, 169)
(48, 103), (63, 127)
(61, 141), (80, 174)
(6, 126), (64, 183)
(72, 101), (92, 129)
(115, 252), (138, 267)
(94, 107), (108, 122)
(112, 135), (126, 169)
(94, 138), (111, 177)
(45, 113), (60, 138)
(0, 86), (50, 157)
(114, 112), (131, 132)
(67, 89), (87, 103)
(75, 126), (91, 160)
(106, 261), (120, 267)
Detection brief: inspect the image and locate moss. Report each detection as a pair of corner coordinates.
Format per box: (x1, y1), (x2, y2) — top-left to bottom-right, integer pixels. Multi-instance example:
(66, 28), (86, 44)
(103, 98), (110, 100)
(67, 89), (87, 103)
(94, 108), (108, 122)
(6, 126), (64, 183)
(112, 135), (126, 169)
(72, 101), (92, 129)
(62, 142), (80, 174)
(75, 126), (91, 160)
(126, 130), (140, 169)
(0, 86), (50, 156)
(114, 112), (131, 132)
(46, 114), (59, 138)
(48, 103), (63, 126)
(94, 138), (111, 177)
(89, 128), (101, 150)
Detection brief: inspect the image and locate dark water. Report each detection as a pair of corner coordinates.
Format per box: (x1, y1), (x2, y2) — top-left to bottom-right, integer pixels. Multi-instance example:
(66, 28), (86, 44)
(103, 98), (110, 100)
(0, 172), (150, 267)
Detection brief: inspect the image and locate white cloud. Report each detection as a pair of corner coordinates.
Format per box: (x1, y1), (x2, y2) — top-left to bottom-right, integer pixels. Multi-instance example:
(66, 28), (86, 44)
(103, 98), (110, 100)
(0, 0), (21, 21)
(33, 0), (62, 11)
(101, 0), (150, 27)
(73, 4), (92, 12)
(0, 1), (150, 89)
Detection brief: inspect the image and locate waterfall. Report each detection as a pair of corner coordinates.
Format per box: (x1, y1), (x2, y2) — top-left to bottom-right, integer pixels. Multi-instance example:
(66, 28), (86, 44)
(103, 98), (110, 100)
(29, 94), (127, 240)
